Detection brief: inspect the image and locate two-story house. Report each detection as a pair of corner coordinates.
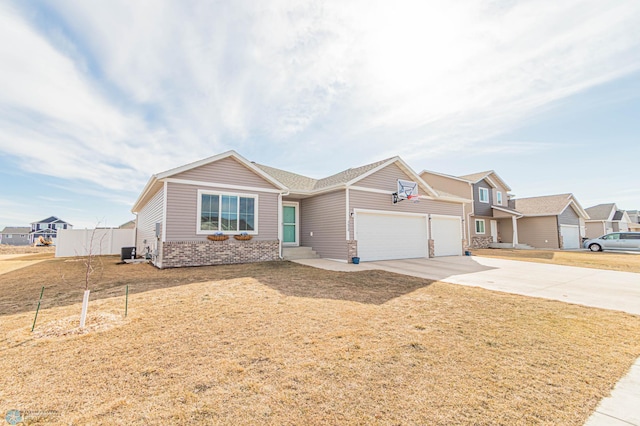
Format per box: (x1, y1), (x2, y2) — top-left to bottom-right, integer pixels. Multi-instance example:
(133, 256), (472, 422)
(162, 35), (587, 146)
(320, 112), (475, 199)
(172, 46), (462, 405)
(0, 227), (31, 246)
(30, 216), (72, 244)
(421, 170), (590, 250)
(420, 170), (520, 248)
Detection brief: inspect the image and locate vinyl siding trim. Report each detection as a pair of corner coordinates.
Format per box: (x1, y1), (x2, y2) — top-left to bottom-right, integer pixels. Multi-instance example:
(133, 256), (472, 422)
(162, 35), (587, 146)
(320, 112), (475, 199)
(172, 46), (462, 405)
(164, 178), (283, 194)
(162, 182), (168, 243)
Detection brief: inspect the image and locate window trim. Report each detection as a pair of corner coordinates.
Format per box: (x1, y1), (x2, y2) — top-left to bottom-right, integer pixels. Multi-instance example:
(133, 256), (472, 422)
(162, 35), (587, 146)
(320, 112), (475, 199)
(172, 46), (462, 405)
(196, 189), (259, 235)
(479, 187), (489, 203)
(475, 219), (486, 234)
(496, 191), (502, 205)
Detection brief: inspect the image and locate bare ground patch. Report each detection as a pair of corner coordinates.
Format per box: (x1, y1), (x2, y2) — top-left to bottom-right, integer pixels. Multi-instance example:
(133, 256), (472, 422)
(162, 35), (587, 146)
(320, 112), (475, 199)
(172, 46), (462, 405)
(1, 263), (639, 425)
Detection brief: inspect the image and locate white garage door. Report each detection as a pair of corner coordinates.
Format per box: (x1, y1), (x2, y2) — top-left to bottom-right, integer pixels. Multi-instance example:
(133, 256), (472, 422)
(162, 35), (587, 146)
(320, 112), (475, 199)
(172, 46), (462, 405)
(560, 225), (580, 249)
(356, 211), (428, 261)
(431, 216), (462, 256)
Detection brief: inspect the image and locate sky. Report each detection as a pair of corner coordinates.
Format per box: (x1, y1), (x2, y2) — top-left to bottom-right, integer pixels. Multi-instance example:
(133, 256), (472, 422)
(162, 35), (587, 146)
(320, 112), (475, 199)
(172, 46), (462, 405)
(1, 0), (639, 229)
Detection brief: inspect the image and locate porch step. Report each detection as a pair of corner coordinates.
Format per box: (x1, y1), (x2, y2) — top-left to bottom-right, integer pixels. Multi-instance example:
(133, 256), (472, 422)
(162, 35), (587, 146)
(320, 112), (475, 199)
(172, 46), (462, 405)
(488, 242), (535, 250)
(283, 246), (320, 260)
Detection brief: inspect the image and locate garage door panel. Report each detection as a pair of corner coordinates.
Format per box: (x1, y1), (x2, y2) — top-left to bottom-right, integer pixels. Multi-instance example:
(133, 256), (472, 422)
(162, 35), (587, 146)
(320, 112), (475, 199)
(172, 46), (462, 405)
(356, 212), (427, 261)
(431, 216), (462, 256)
(560, 225), (580, 249)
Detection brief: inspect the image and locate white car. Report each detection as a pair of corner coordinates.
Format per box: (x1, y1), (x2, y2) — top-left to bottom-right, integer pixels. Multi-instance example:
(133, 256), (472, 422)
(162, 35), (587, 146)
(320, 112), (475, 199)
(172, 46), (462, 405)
(583, 232), (640, 252)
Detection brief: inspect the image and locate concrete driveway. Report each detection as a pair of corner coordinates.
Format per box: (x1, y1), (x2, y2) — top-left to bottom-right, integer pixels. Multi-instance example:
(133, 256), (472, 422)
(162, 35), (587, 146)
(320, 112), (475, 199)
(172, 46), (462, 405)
(295, 256), (640, 315)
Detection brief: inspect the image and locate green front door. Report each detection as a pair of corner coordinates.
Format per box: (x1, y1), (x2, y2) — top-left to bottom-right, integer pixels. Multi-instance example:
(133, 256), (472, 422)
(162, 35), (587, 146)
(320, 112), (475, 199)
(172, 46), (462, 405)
(283, 204), (297, 245)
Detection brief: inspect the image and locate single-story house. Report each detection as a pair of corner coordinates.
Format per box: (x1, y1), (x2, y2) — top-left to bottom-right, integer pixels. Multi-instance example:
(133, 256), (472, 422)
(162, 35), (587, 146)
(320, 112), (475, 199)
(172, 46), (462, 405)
(511, 194), (589, 249)
(0, 227), (31, 246)
(584, 203), (631, 238)
(132, 151), (467, 268)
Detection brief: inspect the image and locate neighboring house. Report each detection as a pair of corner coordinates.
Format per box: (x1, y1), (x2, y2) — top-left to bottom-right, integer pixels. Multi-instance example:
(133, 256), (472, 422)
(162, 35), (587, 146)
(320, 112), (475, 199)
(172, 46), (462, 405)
(584, 204), (631, 238)
(418, 170), (474, 245)
(626, 210), (640, 231)
(132, 151), (467, 268)
(421, 169), (521, 248)
(30, 216), (72, 244)
(119, 220), (136, 229)
(511, 194), (589, 249)
(420, 170), (590, 250)
(0, 227), (31, 246)
(458, 170), (521, 248)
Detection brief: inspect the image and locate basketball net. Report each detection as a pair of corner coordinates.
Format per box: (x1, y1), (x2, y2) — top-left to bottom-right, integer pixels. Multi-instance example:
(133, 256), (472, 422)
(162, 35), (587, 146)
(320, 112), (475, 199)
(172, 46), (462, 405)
(407, 194), (420, 203)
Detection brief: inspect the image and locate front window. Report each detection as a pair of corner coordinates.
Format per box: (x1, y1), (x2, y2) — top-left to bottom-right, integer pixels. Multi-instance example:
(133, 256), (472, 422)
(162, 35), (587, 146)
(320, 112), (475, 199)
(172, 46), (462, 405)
(475, 219), (486, 234)
(198, 191), (257, 233)
(496, 191), (502, 205)
(479, 188), (489, 203)
(602, 233), (620, 240)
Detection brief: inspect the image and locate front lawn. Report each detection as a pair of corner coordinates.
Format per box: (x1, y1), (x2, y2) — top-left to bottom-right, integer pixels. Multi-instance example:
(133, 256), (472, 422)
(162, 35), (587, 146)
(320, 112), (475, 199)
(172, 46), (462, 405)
(1, 258), (639, 424)
(473, 248), (640, 273)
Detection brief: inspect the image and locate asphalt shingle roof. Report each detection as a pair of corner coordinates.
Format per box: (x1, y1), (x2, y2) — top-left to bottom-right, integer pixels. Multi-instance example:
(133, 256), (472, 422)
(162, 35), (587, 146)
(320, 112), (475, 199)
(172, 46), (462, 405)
(256, 157), (395, 192)
(513, 193), (574, 216)
(1, 226), (30, 234)
(585, 203), (616, 221)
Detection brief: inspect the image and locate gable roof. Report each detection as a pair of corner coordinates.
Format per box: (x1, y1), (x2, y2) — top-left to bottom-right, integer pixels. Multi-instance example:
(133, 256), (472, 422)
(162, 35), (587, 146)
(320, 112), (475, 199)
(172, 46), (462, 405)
(132, 150), (288, 213)
(1, 226), (30, 234)
(133, 151), (464, 213)
(514, 193), (589, 219)
(257, 157), (440, 197)
(458, 170), (512, 191)
(585, 203), (617, 221)
(612, 210), (623, 221)
(31, 216), (68, 224)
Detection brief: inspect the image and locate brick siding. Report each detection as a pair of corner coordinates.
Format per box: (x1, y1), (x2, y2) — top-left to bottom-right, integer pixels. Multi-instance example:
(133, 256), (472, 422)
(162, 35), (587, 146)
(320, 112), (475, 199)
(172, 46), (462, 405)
(160, 240), (280, 268)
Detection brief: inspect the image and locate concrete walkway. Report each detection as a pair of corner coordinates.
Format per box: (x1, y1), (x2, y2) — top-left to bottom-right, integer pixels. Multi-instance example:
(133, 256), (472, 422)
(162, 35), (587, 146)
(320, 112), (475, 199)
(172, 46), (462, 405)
(292, 256), (640, 426)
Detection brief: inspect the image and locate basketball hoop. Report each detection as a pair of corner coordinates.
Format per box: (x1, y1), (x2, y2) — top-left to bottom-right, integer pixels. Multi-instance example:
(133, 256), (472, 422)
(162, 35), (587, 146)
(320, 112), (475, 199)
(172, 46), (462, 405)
(393, 179), (420, 204)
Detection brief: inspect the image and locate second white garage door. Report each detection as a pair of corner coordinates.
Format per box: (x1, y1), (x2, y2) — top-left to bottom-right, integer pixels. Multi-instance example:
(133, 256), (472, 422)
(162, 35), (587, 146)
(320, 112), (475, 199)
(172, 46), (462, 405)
(560, 225), (580, 249)
(355, 211), (428, 261)
(431, 215), (463, 256)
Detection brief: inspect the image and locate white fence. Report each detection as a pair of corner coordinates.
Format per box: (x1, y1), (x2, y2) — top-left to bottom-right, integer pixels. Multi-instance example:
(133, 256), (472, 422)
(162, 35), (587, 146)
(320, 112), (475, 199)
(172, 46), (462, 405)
(55, 228), (136, 258)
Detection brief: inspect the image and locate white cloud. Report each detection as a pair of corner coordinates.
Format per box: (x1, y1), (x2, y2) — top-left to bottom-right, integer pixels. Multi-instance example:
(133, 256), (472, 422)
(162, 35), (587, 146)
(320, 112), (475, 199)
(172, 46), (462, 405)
(0, 0), (639, 195)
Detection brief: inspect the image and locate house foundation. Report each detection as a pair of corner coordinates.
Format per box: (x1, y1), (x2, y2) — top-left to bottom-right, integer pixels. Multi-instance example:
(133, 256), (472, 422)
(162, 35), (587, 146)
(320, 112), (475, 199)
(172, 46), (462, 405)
(160, 240), (280, 268)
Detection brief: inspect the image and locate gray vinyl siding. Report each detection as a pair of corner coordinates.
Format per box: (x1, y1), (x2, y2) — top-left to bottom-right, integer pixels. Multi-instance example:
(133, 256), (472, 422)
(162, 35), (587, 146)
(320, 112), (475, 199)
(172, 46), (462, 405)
(517, 216), (560, 249)
(136, 187), (164, 254)
(164, 182), (278, 241)
(558, 206), (580, 226)
(0, 233), (30, 245)
(473, 180), (493, 216)
(300, 190), (347, 260)
(348, 190), (463, 238)
(172, 157), (278, 190)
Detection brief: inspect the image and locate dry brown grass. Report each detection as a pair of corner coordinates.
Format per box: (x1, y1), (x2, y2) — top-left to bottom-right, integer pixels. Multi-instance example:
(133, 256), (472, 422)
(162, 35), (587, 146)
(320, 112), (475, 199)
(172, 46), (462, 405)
(0, 244), (55, 255)
(1, 258), (640, 424)
(473, 248), (640, 273)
